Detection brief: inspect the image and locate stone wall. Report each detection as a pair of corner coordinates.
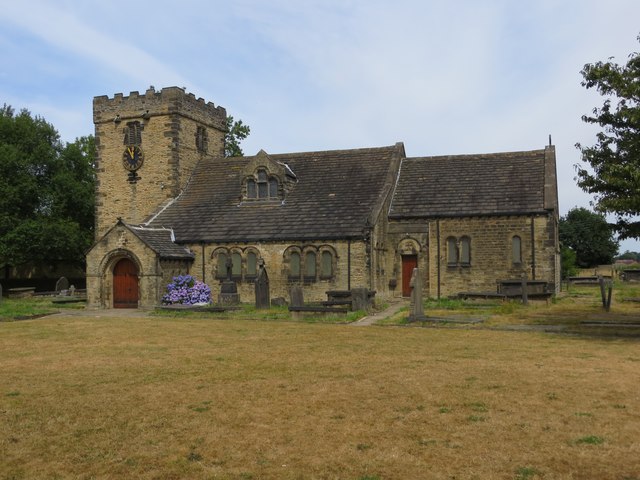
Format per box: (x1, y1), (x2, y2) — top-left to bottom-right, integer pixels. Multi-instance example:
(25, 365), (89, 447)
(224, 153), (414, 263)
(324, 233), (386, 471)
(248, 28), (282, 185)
(428, 214), (558, 297)
(384, 214), (558, 299)
(385, 219), (430, 298)
(86, 223), (165, 309)
(93, 87), (226, 239)
(183, 239), (369, 303)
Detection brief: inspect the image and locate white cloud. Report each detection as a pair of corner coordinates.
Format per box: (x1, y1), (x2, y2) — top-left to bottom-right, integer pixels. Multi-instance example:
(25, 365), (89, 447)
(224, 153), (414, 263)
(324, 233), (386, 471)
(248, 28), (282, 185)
(1, 0), (639, 251)
(0, 0), (194, 90)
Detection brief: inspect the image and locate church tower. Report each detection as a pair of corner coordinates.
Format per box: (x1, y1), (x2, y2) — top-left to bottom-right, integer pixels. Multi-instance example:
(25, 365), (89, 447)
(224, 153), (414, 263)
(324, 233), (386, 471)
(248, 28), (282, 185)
(92, 87), (227, 238)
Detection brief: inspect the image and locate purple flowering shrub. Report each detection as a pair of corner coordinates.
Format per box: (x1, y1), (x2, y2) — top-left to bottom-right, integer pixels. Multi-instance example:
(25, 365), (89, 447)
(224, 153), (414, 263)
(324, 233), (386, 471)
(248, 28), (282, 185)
(161, 275), (211, 305)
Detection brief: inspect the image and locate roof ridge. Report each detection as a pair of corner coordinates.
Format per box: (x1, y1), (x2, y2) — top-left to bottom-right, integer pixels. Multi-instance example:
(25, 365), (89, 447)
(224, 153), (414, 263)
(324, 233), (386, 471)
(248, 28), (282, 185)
(406, 148), (546, 161)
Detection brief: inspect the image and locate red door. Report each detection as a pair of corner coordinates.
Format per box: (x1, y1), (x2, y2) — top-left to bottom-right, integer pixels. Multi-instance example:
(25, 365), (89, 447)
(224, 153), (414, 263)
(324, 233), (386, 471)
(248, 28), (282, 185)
(113, 258), (139, 308)
(402, 255), (418, 297)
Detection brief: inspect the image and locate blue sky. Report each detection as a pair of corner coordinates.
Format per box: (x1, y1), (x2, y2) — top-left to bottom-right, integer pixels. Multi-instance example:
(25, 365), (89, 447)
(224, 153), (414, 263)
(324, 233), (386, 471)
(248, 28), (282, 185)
(2, 0), (639, 252)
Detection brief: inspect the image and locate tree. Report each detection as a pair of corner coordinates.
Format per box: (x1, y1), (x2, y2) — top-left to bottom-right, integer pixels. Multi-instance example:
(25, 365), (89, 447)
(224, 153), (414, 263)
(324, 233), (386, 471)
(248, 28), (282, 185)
(616, 250), (640, 261)
(0, 105), (95, 269)
(559, 207), (618, 268)
(560, 245), (579, 279)
(575, 35), (640, 240)
(224, 115), (250, 157)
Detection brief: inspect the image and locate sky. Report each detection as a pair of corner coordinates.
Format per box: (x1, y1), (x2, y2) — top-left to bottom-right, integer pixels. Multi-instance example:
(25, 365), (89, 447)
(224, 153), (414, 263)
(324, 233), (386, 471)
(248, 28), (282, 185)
(1, 0), (639, 252)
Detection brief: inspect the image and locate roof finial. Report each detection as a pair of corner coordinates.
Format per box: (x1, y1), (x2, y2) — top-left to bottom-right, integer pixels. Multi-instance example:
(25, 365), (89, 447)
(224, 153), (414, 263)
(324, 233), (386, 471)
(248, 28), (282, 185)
(548, 134), (552, 146)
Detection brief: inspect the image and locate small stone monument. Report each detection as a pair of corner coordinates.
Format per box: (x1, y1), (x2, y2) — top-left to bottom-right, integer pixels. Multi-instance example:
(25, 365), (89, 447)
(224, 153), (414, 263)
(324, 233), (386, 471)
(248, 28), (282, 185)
(218, 257), (240, 305)
(254, 259), (270, 309)
(408, 267), (427, 322)
(55, 276), (69, 293)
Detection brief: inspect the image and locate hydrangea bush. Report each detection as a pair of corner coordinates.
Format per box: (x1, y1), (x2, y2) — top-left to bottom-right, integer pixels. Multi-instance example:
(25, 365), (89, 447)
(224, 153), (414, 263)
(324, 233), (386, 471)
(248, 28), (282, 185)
(161, 275), (211, 305)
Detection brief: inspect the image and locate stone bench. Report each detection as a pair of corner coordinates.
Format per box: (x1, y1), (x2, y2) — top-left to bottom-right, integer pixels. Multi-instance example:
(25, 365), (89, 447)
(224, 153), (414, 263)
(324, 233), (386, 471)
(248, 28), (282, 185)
(288, 305), (350, 314)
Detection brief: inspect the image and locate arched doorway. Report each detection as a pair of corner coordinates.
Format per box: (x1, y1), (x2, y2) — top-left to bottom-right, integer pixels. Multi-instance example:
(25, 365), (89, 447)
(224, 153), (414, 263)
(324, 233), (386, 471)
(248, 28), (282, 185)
(113, 258), (139, 308)
(401, 255), (418, 297)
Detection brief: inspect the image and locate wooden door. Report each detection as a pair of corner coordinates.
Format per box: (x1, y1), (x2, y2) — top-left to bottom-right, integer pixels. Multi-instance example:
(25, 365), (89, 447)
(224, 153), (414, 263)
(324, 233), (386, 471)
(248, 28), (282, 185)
(402, 255), (418, 297)
(113, 258), (139, 308)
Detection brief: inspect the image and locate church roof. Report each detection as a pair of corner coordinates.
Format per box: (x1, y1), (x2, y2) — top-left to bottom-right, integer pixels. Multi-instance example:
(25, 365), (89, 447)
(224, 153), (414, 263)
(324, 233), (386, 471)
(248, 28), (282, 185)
(148, 144), (403, 242)
(128, 225), (194, 259)
(389, 149), (550, 218)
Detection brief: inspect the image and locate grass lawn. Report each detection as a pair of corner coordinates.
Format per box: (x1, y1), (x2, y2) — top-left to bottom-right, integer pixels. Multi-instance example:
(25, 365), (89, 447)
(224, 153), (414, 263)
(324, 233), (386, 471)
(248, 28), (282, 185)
(1, 309), (639, 479)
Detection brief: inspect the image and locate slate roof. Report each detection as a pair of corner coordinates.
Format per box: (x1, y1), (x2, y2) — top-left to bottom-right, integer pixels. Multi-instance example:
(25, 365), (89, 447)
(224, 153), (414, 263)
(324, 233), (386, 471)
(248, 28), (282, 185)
(389, 149), (549, 218)
(148, 145), (402, 242)
(128, 225), (194, 259)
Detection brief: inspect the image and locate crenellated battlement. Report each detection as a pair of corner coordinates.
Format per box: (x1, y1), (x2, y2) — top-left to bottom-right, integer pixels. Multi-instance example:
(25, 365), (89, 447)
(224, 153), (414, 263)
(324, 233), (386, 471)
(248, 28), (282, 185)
(93, 86), (227, 129)
(92, 86), (227, 239)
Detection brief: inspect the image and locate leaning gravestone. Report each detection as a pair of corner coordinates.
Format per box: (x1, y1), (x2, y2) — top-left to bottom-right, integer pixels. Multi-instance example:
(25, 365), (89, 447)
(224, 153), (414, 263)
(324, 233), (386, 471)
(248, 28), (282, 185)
(55, 276), (69, 293)
(254, 260), (270, 309)
(408, 267), (427, 322)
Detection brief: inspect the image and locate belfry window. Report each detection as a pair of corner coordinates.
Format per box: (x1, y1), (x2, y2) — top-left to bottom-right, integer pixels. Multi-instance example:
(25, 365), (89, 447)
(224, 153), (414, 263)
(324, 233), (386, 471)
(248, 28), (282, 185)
(195, 126), (208, 154)
(124, 121), (142, 145)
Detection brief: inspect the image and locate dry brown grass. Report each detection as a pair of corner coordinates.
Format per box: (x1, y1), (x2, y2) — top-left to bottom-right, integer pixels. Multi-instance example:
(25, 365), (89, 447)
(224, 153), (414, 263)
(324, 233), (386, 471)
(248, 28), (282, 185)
(1, 313), (639, 480)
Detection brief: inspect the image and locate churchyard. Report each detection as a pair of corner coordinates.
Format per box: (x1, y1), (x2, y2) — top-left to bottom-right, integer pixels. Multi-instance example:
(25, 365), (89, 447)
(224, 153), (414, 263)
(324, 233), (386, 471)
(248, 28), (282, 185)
(1, 283), (639, 479)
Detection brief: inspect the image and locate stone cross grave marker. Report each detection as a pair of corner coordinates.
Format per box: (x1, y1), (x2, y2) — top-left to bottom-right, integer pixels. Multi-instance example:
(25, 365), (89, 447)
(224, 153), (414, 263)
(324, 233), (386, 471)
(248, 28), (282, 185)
(218, 256), (240, 305)
(255, 259), (270, 309)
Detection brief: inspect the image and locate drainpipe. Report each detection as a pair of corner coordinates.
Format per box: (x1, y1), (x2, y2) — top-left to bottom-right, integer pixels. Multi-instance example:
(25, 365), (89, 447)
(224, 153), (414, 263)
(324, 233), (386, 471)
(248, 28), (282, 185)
(436, 219), (441, 299)
(530, 216), (536, 279)
(347, 239), (352, 290)
(201, 242), (206, 283)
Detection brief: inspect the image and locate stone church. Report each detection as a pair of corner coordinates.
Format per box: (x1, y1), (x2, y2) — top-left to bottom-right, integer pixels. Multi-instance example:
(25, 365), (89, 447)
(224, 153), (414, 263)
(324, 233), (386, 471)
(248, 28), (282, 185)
(86, 87), (560, 309)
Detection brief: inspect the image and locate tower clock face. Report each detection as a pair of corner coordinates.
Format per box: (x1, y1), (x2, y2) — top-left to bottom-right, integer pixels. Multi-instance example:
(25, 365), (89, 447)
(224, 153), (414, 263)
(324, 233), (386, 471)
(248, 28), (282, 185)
(122, 145), (144, 171)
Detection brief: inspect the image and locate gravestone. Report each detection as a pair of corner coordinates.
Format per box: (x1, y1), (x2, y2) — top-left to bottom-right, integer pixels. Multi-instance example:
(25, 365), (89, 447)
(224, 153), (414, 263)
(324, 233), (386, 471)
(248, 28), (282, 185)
(218, 257), (240, 305)
(69, 285), (76, 296)
(351, 287), (372, 312)
(55, 276), (69, 293)
(254, 260), (270, 309)
(407, 267), (427, 322)
(290, 285), (304, 308)
(289, 285), (304, 320)
(271, 297), (287, 307)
